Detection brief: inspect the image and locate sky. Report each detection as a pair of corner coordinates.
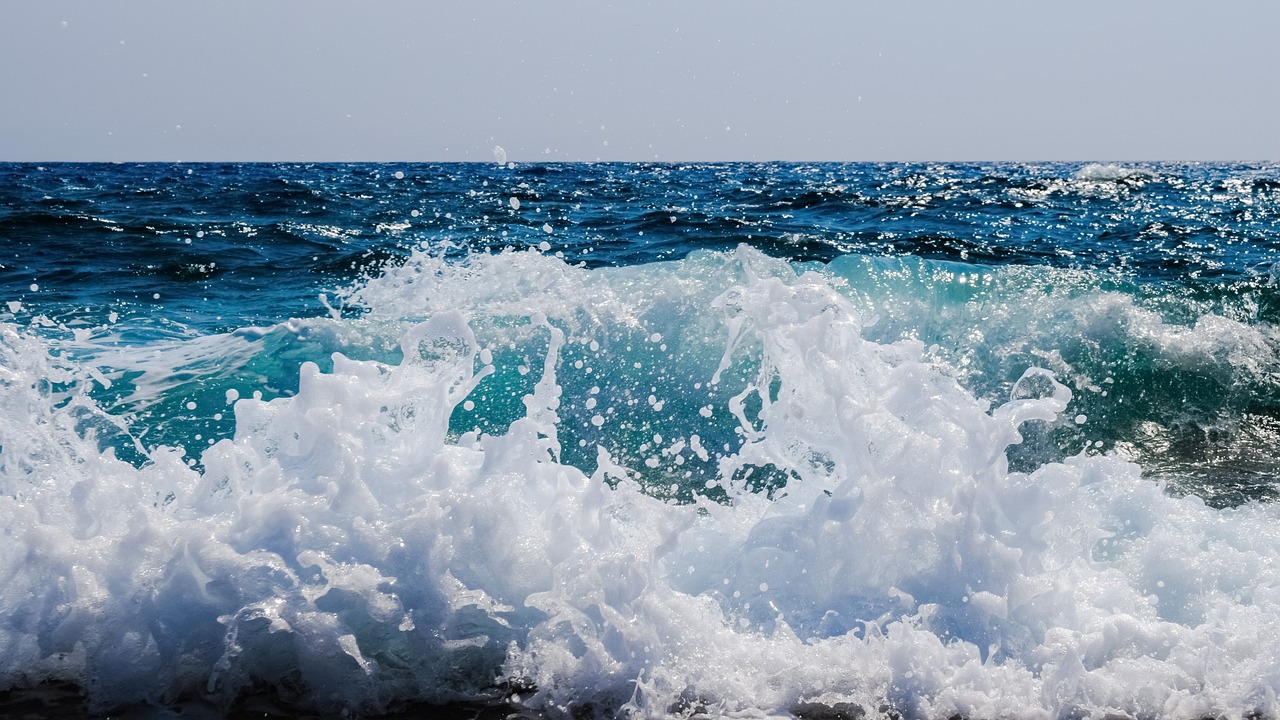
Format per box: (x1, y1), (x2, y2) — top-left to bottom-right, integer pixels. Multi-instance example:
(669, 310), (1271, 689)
(2, 1), (1279, 162)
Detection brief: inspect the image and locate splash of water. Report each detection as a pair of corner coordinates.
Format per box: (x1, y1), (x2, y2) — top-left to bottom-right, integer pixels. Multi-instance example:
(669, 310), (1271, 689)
(3, 247), (1280, 719)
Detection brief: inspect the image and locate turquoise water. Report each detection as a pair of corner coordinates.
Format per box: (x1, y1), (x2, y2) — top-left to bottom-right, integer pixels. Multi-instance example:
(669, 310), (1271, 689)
(6, 162), (1279, 504)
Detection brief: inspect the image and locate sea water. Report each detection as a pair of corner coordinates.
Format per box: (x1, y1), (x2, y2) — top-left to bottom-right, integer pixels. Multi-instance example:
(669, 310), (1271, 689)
(3, 162), (1280, 718)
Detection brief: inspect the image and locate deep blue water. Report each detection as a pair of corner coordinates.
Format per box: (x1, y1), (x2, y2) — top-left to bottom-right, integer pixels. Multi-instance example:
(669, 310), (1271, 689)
(5, 162), (1280, 331)
(6, 162), (1280, 718)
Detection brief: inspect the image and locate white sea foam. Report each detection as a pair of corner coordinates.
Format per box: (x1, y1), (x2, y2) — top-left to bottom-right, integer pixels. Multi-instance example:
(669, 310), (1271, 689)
(4, 248), (1280, 718)
(1072, 163), (1152, 182)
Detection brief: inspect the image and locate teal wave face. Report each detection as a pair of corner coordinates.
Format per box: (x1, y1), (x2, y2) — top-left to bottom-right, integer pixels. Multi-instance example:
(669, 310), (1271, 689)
(34, 238), (1280, 509)
(819, 253), (1280, 505)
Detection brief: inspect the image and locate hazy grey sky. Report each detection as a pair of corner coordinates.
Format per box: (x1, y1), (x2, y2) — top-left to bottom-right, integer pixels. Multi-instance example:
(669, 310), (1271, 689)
(3, 1), (1278, 162)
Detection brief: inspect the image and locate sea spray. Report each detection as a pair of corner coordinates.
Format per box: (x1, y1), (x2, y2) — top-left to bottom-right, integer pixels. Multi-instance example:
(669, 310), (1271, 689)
(5, 247), (1280, 718)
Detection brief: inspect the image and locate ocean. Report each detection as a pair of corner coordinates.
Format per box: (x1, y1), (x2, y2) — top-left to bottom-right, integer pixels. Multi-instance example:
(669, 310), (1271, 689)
(3, 161), (1280, 718)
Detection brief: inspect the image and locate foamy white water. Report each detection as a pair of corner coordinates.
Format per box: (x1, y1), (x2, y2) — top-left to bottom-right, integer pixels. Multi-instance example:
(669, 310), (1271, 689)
(3, 246), (1280, 718)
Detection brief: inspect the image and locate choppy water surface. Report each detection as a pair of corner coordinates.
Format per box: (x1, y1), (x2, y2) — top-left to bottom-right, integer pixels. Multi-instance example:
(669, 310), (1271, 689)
(3, 162), (1280, 718)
